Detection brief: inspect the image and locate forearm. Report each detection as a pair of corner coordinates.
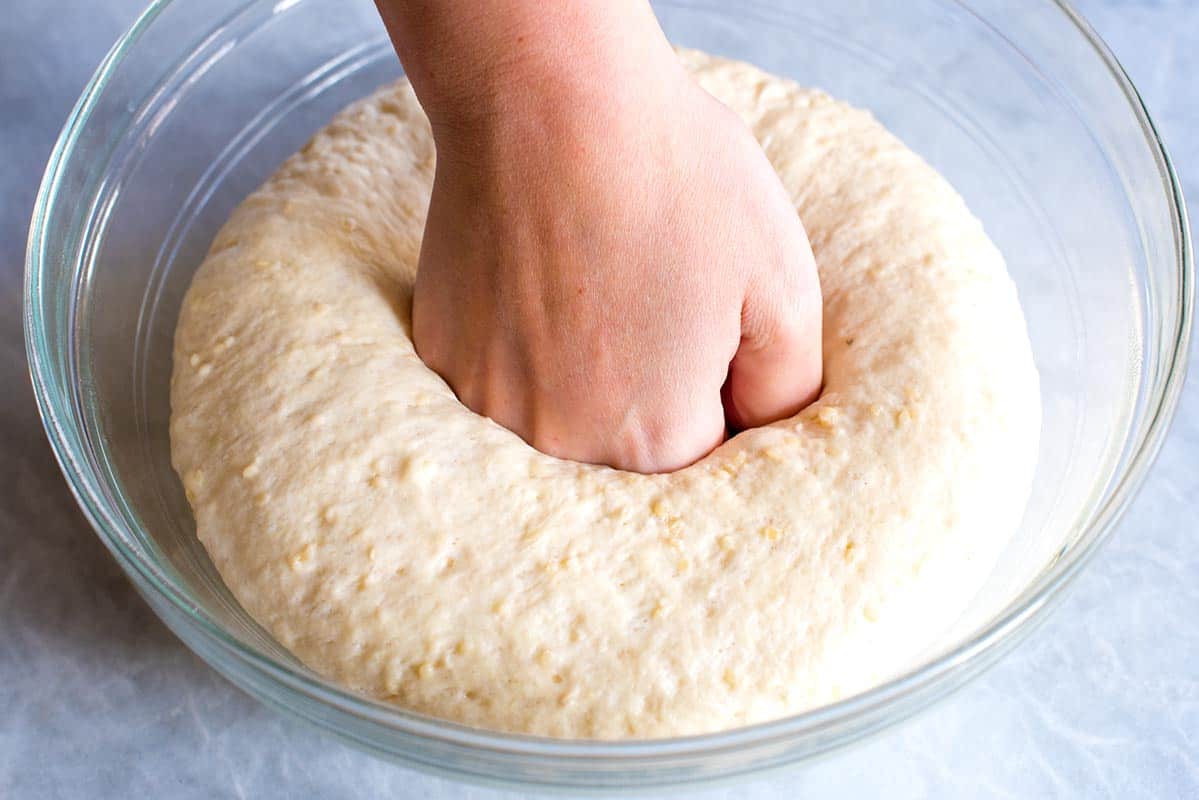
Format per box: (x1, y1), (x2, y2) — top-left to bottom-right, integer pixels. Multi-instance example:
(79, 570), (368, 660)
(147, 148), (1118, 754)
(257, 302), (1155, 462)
(374, 0), (672, 132)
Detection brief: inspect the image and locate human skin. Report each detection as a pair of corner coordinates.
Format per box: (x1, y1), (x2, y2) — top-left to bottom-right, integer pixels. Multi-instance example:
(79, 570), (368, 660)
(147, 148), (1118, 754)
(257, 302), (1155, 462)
(375, 0), (823, 473)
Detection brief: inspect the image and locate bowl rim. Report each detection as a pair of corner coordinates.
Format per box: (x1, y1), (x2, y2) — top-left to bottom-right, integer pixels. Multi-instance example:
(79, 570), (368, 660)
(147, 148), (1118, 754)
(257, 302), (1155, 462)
(23, 0), (1194, 772)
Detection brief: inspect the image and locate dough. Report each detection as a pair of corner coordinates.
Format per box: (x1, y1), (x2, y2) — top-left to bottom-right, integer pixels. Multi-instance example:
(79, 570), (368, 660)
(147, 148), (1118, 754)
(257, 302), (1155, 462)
(171, 50), (1040, 739)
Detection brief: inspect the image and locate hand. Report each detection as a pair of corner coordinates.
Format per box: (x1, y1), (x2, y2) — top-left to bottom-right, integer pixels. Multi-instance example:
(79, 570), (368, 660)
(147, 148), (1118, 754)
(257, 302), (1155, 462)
(378, 1), (822, 473)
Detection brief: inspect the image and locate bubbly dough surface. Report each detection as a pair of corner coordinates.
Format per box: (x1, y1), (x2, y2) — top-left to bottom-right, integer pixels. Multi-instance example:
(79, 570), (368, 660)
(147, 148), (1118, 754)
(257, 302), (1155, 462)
(171, 51), (1040, 739)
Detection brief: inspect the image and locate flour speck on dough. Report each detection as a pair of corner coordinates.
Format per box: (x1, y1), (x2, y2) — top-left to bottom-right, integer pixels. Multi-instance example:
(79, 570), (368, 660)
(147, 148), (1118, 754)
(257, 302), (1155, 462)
(170, 50), (1040, 739)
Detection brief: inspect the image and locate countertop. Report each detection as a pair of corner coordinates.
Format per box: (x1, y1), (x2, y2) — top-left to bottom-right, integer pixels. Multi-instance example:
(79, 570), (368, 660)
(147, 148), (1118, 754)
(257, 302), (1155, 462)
(1, 1), (1195, 797)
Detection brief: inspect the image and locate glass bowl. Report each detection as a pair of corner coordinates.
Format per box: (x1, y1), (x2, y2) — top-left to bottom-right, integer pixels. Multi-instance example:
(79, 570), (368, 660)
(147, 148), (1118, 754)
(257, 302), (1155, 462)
(24, 0), (1191, 791)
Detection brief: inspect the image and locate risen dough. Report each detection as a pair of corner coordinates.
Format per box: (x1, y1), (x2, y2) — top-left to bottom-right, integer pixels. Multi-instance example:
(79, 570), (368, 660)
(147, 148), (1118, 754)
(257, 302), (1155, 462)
(171, 51), (1039, 739)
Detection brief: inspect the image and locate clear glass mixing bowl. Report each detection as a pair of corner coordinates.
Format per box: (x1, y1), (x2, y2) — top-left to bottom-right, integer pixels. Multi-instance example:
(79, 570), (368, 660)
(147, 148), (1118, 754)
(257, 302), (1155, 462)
(25, 0), (1192, 790)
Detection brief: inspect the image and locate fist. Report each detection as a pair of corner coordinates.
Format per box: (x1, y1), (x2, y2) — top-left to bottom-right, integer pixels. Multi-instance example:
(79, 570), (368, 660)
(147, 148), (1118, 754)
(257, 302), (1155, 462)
(413, 50), (821, 473)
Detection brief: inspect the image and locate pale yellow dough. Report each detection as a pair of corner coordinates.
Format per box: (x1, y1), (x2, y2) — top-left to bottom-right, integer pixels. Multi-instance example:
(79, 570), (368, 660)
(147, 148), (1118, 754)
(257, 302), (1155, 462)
(171, 51), (1040, 739)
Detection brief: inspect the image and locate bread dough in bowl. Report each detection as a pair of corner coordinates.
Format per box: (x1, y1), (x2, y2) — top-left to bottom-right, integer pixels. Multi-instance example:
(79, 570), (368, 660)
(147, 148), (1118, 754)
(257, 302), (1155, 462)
(171, 50), (1040, 738)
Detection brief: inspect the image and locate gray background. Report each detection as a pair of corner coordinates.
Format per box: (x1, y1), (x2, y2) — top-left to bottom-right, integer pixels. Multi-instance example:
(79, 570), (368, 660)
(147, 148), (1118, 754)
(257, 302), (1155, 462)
(1, 0), (1195, 797)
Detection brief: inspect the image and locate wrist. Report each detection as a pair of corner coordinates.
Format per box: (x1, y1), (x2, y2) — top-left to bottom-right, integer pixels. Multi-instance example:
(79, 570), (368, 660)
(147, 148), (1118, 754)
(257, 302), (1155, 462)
(376, 0), (679, 139)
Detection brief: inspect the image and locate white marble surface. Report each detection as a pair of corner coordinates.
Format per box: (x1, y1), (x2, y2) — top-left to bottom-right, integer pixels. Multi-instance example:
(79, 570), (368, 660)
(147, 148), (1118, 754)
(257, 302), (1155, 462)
(1, 0), (1195, 797)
